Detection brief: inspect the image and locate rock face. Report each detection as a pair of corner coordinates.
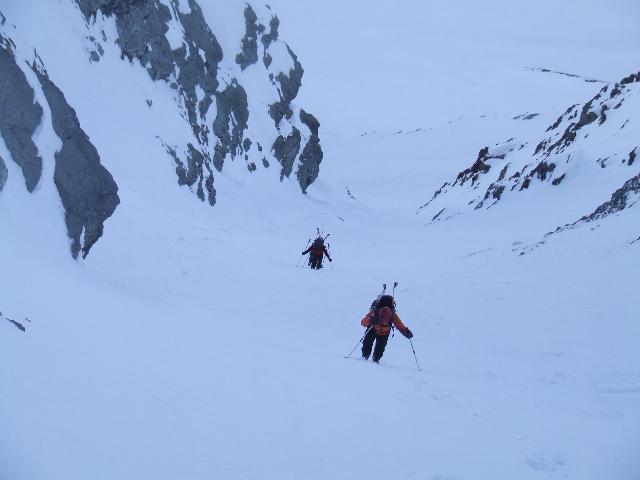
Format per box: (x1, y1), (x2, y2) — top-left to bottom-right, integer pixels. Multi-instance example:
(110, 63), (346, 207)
(236, 5), (260, 70)
(0, 155), (7, 192)
(540, 172), (640, 245)
(76, 0), (323, 204)
(0, 38), (43, 192)
(232, 6), (321, 190)
(84, 0), (179, 80)
(268, 47), (319, 187)
(419, 140), (522, 212)
(578, 173), (640, 222)
(419, 70), (640, 233)
(261, 16), (279, 67)
(297, 110), (323, 192)
(34, 67), (120, 259)
(167, 142), (215, 205)
(212, 81), (249, 173)
(269, 45), (303, 126)
(273, 128), (301, 180)
(77, 0), (223, 207)
(0, 1), (323, 258)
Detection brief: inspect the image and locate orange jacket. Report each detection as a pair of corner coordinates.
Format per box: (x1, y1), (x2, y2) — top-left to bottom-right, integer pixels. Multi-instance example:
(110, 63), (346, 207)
(361, 310), (409, 337)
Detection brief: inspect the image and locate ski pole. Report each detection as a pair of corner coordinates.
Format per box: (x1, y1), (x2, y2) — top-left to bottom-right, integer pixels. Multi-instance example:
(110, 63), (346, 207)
(409, 338), (422, 371)
(297, 238), (311, 266)
(392, 281), (398, 297)
(345, 326), (373, 358)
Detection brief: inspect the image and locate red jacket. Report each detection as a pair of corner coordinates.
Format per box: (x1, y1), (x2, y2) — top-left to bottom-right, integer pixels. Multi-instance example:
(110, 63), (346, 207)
(302, 244), (331, 261)
(361, 310), (410, 337)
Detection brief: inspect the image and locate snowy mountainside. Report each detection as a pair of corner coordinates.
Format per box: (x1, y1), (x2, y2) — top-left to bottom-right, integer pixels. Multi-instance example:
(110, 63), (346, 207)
(0, 33), (120, 259)
(2, 109), (639, 480)
(416, 71), (640, 246)
(1, 2), (639, 480)
(0, 0), (321, 257)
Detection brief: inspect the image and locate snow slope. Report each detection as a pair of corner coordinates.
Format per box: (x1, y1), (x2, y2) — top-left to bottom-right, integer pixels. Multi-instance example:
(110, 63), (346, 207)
(1, 1), (639, 480)
(3, 125), (640, 479)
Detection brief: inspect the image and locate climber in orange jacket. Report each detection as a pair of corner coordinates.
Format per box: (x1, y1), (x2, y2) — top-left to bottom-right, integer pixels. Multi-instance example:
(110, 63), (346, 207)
(361, 295), (413, 363)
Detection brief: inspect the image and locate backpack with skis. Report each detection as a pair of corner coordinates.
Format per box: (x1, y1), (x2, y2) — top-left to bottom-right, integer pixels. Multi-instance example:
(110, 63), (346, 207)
(300, 229), (332, 269)
(344, 282), (421, 369)
(369, 294), (396, 328)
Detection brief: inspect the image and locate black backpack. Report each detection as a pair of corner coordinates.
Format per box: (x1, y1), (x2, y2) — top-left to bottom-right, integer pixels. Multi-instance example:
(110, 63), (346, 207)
(369, 295), (396, 328)
(311, 238), (324, 255)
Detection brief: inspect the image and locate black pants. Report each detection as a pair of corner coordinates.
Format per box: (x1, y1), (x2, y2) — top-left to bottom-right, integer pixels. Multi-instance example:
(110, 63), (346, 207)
(309, 254), (323, 269)
(361, 328), (389, 362)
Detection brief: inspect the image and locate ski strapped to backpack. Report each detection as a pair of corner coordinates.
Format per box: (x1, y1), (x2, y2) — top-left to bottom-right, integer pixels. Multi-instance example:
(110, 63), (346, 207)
(309, 228), (331, 256)
(370, 282), (397, 309)
(369, 282), (399, 333)
(370, 283), (386, 310)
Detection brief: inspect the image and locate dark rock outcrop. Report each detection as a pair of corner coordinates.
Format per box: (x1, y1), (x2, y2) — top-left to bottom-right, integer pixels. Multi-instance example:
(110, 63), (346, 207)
(300, 109), (320, 137)
(167, 142), (215, 205)
(77, 0), (223, 145)
(269, 45), (303, 126)
(273, 128), (301, 180)
(519, 161), (556, 190)
(545, 105), (577, 133)
(514, 113), (539, 121)
(296, 109), (323, 192)
(261, 16), (279, 49)
(77, 0), (260, 202)
(551, 173), (565, 186)
(543, 171), (640, 245)
(620, 71), (640, 85)
(212, 81), (249, 172)
(526, 66), (605, 84)
(34, 67), (120, 259)
(2, 314), (26, 332)
(497, 164), (509, 181)
(80, 0), (176, 79)
(261, 16), (279, 67)
(235, 5), (261, 70)
(76, 0), (322, 197)
(422, 69), (640, 221)
(537, 75), (640, 158)
(578, 173), (640, 223)
(0, 40), (43, 192)
(173, 0), (224, 142)
(453, 148), (492, 188)
(0, 155), (7, 192)
(435, 144), (515, 208)
(297, 136), (322, 193)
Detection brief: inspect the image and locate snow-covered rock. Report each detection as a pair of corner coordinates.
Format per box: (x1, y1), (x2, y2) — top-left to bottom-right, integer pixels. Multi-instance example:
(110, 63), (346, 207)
(418, 71), (640, 236)
(0, 34), (119, 258)
(74, 0), (322, 197)
(0, 37), (44, 193)
(0, 0), (322, 257)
